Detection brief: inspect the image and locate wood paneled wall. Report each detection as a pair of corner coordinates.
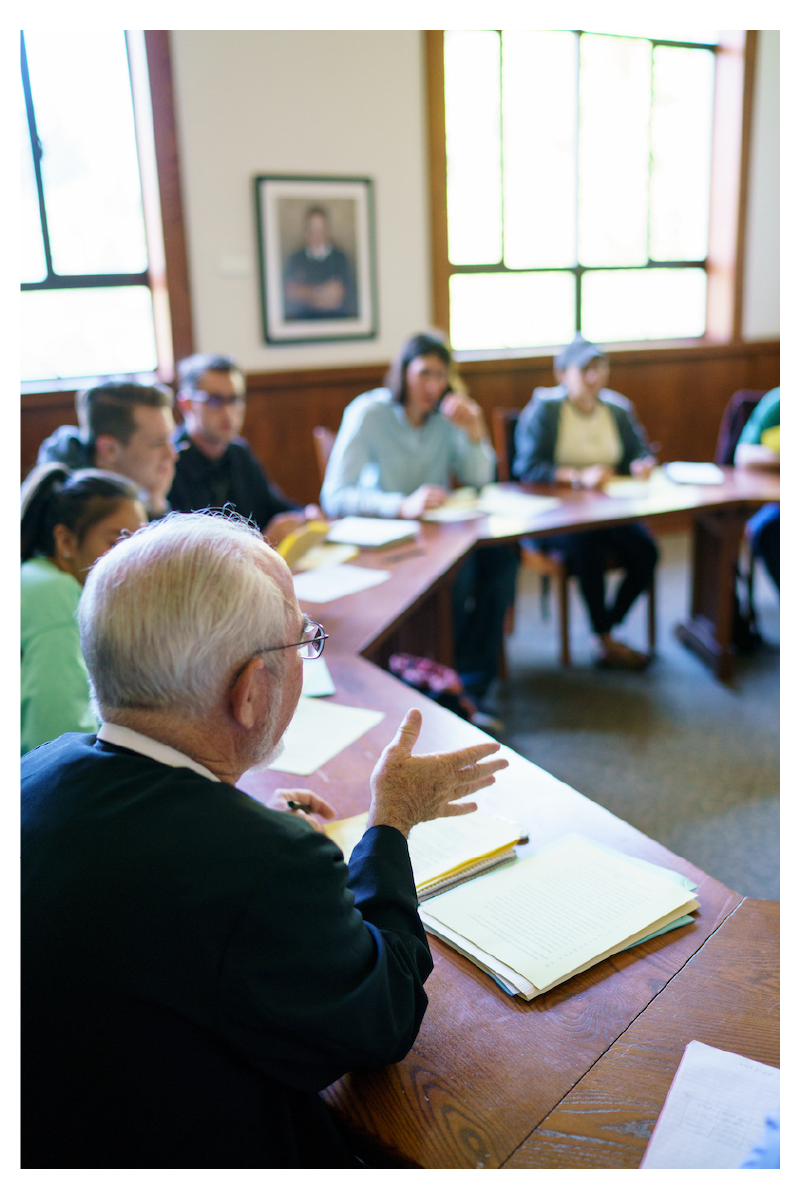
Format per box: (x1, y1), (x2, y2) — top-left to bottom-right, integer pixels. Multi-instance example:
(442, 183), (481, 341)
(21, 340), (779, 506)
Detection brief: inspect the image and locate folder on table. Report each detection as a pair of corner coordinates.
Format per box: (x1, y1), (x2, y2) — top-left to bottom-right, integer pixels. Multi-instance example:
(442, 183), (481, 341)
(419, 834), (699, 1000)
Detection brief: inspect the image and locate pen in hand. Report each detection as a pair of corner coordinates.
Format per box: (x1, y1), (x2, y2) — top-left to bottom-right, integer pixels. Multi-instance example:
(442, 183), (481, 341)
(286, 798), (314, 814)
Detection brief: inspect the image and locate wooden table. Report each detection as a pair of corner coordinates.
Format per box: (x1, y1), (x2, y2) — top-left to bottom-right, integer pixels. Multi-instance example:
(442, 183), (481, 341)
(466, 468), (780, 683)
(503, 898), (779, 1169)
(311, 468), (779, 681)
(239, 472), (780, 1167)
(242, 654), (763, 1169)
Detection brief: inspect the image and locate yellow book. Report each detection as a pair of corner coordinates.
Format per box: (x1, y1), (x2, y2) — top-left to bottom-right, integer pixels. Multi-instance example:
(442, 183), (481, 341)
(326, 808), (526, 901)
(276, 520), (331, 568)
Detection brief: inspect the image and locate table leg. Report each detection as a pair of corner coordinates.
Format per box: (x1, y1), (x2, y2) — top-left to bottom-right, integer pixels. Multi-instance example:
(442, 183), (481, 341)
(675, 507), (750, 682)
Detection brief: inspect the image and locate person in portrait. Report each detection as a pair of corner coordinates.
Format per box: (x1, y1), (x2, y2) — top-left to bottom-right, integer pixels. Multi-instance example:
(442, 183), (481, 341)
(283, 204), (358, 320)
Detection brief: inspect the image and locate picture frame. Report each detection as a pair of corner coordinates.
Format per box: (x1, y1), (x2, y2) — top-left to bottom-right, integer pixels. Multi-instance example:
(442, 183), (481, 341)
(255, 175), (378, 344)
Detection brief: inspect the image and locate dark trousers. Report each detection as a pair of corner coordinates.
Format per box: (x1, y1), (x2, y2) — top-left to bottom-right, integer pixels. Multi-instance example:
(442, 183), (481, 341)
(531, 522), (657, 637)
(452, 543), (520, 702)
(747, 504), (780, 591)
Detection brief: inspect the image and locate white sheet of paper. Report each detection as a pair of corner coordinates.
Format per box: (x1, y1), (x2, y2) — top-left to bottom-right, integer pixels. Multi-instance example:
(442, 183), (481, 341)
(477, 485), (561, 518)
(301, 657), (335, 697)
(292, 563), (390, 603)
(267, 697), (384, 775)
(640, 1040), (780, 1169)
(325, 517), (421, 546)
(663, 461), (725, 485)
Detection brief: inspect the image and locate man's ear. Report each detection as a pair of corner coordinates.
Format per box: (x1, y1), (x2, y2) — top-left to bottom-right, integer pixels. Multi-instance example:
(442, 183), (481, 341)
(229, 657), (269, 731)
(94, 434), (121, 469)
(176, 394), (193, 419)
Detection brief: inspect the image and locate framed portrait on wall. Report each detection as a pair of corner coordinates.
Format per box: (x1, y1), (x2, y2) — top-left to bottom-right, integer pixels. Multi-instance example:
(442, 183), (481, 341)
(255, 175), (378, 344)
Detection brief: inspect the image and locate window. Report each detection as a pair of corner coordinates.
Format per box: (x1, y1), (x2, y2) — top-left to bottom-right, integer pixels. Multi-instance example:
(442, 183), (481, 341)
(437, 29), (726, 353)
(20, 30), (161, 382)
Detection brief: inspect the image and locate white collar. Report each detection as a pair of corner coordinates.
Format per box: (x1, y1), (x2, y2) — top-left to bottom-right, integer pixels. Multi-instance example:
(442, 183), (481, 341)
(97, 722), (220, 782)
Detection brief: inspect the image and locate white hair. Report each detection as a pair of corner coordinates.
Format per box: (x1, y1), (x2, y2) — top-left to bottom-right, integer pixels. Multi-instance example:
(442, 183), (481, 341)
(79, 511), (297, 719)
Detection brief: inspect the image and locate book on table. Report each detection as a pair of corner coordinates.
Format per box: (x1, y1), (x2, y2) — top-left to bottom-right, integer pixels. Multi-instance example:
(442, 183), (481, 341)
(327, 815), (699, 1000)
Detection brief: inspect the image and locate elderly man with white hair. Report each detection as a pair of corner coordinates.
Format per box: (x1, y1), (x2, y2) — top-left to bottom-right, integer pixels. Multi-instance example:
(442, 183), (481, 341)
(21, 511), (506, 1168)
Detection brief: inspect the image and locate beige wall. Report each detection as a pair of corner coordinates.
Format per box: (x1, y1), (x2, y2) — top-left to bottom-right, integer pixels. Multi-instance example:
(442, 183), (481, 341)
(170, 30), (431, 370)
(742, 30), (780, 339)
(170, 29), (780, 369)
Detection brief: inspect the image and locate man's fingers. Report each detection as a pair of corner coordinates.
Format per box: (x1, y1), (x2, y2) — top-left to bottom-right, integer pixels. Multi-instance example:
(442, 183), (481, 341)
(440, 741), (503, 770)
(437, 799), (479, 819)
(457, 756), (509, 782)
(452, 775), (499, 800)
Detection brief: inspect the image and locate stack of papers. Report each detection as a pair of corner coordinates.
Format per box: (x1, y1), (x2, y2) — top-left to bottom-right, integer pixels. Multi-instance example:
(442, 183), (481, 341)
(420, 835), (699, 999)
(326, 808), (526, 900)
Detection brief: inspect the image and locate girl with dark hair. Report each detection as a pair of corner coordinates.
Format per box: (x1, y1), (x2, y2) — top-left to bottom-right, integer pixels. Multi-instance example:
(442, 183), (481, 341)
(320, 331), (518, 724)
(21, 464), (147, 754)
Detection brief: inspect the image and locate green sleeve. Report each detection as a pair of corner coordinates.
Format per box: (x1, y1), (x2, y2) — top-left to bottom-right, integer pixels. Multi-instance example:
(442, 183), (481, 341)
(21, 617), (96, 755)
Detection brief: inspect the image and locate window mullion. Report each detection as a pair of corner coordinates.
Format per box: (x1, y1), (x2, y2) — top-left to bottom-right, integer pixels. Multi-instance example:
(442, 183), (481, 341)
(20, 31), (54, 281)
(574, 31), (582, 332)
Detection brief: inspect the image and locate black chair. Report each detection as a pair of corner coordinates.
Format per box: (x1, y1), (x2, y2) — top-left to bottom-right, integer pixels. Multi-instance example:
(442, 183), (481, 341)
(492, 407), (656, 667)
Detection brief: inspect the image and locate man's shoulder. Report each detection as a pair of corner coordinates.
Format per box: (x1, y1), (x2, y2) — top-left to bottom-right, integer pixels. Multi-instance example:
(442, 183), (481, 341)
(37, 426), (92, 469)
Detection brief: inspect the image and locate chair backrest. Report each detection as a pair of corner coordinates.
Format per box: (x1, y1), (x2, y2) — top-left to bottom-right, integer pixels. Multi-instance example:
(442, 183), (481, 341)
(714, 390), (767, 466)
(312, 426), (337, 489)
(491, 408), (522, 482)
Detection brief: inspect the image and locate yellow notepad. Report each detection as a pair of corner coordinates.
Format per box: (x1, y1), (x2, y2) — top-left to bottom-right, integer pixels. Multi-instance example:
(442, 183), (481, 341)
(326, 808), (526, 900)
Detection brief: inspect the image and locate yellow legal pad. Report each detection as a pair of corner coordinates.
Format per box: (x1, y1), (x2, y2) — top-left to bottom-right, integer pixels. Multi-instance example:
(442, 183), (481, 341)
(325, 808), (525, 901)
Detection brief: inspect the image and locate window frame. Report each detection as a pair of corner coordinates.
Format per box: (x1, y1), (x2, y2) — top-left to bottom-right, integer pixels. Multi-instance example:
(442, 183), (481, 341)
(425, 29), (756, 357)
(20, 29), (193, 390)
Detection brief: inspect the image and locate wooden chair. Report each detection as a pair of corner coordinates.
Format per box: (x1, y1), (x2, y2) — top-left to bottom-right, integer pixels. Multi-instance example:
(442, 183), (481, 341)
(312, 426), (337, 494)
(492, 407), (656, 667)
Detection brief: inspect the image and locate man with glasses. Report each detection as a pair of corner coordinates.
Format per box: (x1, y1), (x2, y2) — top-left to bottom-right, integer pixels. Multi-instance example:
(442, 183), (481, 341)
(21, 511), (506, 1167)
(169, 352), (323, 541)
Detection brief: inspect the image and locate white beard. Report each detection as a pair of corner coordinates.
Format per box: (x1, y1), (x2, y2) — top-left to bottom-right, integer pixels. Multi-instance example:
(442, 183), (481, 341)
(252, 735), (284, 770)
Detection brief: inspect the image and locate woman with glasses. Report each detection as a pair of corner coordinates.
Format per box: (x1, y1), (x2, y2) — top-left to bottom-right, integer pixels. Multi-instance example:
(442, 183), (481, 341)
(21, 463), (147, 755)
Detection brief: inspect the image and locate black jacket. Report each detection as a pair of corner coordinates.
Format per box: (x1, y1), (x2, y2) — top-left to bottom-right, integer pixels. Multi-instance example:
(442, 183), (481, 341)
(21, 734), (432, 1166)
(168, 429), (300, 531)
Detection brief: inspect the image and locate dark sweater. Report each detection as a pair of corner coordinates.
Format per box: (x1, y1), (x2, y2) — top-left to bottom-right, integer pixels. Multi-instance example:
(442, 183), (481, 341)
(21, 734), (432, 1166)
(168, 429), (300, 531)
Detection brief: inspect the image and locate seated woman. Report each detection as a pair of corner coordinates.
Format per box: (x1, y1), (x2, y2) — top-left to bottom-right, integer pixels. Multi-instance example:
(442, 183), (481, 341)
(321, 331), (518, 722)
(513, 335), (658, 670)
(21, 464), (147, 755)
(734, 386), (779, 593)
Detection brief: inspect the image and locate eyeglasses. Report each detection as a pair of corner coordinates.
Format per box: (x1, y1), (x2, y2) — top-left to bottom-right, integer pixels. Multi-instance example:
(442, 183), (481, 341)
(230, 619), (328, 688)
(191, 390), (245, 408)
(260, 618), (328, 660)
